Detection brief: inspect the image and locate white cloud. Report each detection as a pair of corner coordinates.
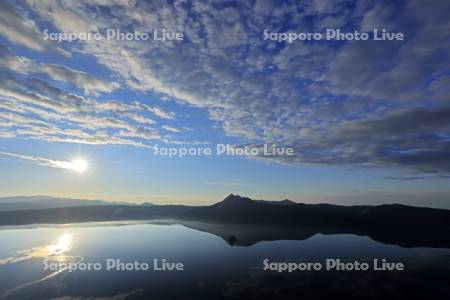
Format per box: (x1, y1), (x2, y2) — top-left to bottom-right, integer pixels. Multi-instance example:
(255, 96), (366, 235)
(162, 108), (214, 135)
(162, 125), (180, 133)
(0, 61), (195, 148)
(0, 1), (70, 56)
(0, 131), (15, 138)
(0, 53), (118, 95)
(0, 151), (82, 170)
(1, 0), (449, 176)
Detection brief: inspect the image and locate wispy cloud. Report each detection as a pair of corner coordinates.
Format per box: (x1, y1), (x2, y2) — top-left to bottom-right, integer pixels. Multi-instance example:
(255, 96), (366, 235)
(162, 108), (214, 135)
(0, 0), (449, 177)
(0, 151), (80, 170)
(0, 49), (193, 147)
(21, 0), (448, 175)
(0, 1), (69, 56)
(162, 125), (180, 133)
(0, 51), (119, 95)
(383, 175), (450, 181)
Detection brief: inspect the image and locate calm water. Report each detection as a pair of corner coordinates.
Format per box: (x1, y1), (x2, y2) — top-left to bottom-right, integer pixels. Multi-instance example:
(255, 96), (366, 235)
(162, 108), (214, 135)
(0, 222), (449, 299)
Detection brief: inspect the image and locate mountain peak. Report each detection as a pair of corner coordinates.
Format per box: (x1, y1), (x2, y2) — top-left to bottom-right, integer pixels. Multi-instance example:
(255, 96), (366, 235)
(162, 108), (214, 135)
(216, 194), (254, 206)
(280, 199), (297, 205)
(224, 193), (252, 201)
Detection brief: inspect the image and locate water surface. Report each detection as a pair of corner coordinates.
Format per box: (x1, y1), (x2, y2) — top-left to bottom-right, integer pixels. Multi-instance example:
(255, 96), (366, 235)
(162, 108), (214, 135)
(0, 222), (449, 299)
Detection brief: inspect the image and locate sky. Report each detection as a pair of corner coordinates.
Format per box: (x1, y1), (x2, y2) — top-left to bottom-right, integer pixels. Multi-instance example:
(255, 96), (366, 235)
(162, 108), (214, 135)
(0, 0), (449, 208)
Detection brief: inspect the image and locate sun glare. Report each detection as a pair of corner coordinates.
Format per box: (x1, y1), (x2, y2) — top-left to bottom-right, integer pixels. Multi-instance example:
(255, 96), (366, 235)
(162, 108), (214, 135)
(45, 233), (73, 256)
(70, 158), (88, 173)
(56, 233), (72, 252)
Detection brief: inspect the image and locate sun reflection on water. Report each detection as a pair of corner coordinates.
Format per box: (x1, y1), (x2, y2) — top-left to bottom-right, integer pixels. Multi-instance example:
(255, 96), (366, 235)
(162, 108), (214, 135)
(0, 232), (77, 298)
(48, 233), (73, 255)
(0, 232), (74, 265)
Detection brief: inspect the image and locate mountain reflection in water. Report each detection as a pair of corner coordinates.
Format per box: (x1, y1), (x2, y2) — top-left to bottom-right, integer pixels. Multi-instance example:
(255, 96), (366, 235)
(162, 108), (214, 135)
(0, 221), (449, 300)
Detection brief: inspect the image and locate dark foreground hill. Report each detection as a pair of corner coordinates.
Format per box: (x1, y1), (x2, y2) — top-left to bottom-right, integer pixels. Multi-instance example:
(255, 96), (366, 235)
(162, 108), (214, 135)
(1, 194), (449, 248)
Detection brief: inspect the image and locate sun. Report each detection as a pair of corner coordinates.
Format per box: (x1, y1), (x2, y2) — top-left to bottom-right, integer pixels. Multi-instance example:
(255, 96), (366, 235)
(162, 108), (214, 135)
(70, 158), (88, 173)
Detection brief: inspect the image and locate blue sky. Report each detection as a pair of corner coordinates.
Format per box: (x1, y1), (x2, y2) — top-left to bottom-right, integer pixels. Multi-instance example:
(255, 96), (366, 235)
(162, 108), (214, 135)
(0, 0), (449, 207)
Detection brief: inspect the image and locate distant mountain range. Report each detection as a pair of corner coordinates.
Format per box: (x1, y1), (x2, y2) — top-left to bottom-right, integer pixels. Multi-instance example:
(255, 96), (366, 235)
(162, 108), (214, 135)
(0, 196), (151, 211)
(1, 194), (449, 248)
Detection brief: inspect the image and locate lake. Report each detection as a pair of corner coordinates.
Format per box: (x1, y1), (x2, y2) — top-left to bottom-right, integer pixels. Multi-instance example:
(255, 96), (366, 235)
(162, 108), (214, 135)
(0, 221), (449, 299)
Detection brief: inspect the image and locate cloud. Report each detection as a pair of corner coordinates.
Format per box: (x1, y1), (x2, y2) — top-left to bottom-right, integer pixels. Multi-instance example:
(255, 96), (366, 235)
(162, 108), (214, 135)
(1, 0), (450, 177)
(0, 1), (69, 56)
(131, 102), (175, 120)
(261, 106), (450, 176)
(0, 151), (82, 170)
(0, 131), (15, 138)
(0, 87), (179, 149)
(162, 125), (180, 133)
(151, 107), (176, 120)
(0, 48), (192, 148)
(0, 53), (119, 95)
(182, 126), (194, 132)
(383, 175), (450, 181)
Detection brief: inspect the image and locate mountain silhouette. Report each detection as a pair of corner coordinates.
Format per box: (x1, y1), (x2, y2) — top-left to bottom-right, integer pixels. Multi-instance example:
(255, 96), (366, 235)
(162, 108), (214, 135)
(0, 196), (136, 211)
(217, 194), (254, 206)
(0, 194), (449, 248)
(256, 199), (297, 206)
